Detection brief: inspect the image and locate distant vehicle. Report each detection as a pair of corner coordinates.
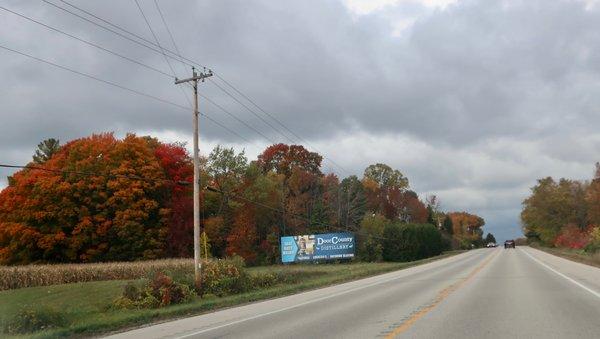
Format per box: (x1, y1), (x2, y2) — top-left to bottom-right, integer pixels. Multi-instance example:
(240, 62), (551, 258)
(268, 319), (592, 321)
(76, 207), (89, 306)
(486, 242), (497, 248)
(504, 240), (515, 248)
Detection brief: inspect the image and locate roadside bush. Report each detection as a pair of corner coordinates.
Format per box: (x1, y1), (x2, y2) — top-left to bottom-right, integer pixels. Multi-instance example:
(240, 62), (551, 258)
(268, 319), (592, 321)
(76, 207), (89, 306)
(3, 306), (67, 334)
(200, 256), (250, 296)
(585, 227), (600, 253)
(357, 214), (387, 262)
(113, 272), (193, 309)
(382, 223), (444, 262)
(554, 224), (591, 249)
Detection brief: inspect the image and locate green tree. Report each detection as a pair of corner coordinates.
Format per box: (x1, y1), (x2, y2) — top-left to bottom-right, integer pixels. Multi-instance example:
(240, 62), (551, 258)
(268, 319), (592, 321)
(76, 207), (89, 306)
(32, 138), (60, 164)
(340, 175), (367, 230)
(521, 177), (588, 245)
(357, 214), (387, 261)
(382, 223), (443, 262)
(426, 205), (436, 225)
(442, 216), (454, 235)
(363, 163), (408, 189)
(484, 233), (496, 244)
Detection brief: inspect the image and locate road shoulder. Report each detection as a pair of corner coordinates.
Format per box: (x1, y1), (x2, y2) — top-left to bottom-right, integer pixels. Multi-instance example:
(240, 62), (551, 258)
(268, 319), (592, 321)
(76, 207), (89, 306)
(519, 246), (600, 297)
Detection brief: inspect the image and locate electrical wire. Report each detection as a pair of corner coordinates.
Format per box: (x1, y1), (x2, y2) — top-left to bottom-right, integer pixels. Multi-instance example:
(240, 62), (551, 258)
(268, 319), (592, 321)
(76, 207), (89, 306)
(132, 0), (192, 108)
(153, 0), (188, 76)
(0, 43), (247, 141)
(44, 0), (351, 175)
(0, 5), (173, 79)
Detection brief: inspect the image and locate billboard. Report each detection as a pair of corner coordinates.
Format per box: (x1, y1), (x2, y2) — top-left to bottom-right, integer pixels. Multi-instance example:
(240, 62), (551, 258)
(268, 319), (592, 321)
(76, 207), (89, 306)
(280, 232), (355, 263)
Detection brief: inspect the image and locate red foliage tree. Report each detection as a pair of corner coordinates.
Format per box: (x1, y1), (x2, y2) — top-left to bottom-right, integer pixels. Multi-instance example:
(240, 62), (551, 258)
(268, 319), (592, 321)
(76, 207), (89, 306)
(257, 143), (322, 178)
(154, 143), (194, 257)
(554, 224), (592, 249)
(226, 206), (258, 264)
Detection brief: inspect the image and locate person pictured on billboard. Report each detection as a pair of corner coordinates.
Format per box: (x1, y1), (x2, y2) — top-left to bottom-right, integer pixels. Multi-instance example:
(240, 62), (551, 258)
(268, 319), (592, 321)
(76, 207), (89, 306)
(296, 235), (315, 256)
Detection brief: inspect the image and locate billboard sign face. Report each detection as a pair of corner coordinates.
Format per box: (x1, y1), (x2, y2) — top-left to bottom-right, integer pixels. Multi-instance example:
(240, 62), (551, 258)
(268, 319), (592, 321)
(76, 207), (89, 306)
(280, 232), (355, 263)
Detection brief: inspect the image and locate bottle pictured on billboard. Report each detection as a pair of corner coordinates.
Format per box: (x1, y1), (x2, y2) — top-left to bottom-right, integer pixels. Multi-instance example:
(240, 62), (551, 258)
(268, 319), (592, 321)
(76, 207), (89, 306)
(280, 232), (355, 263)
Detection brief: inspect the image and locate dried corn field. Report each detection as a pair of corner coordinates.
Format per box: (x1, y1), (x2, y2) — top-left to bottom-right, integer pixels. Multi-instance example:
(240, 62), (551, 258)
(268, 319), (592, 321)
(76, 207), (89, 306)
(0, 258), (194, 290)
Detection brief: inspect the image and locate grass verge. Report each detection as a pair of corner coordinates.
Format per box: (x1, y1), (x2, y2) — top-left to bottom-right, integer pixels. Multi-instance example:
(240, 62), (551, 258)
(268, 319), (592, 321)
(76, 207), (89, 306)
(529, 245), (600, 268)
(0, 251), (463, 338)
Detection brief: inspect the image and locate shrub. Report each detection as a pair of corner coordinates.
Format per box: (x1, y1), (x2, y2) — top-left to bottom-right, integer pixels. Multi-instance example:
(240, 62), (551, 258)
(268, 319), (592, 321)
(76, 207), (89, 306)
(382, 223), (444, 262)
(554, 224), (591, 249)
(113, 272), (193, 309)
(357, 214), (387, 262)
(4, 306), (67, 334)
(200, 256), (250, 296)
(585, 227), (600, 253)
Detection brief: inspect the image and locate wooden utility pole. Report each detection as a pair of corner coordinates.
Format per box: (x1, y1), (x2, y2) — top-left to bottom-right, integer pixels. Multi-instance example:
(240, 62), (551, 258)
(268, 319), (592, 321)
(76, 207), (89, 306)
(175, 66), (212, 291)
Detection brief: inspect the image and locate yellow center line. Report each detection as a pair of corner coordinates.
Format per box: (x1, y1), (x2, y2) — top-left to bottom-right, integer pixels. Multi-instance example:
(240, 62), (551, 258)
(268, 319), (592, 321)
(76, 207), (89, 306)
(385, 250), (501, 338)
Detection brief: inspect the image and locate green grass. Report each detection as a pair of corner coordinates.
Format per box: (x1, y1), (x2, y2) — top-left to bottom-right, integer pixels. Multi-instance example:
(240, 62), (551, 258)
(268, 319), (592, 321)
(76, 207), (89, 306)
(0, 251), (463, 338)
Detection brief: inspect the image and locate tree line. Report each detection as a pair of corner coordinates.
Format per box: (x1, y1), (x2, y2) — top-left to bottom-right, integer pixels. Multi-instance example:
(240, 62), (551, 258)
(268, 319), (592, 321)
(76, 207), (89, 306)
(521, 163), (600, 253)
(0, 133), (487, 265)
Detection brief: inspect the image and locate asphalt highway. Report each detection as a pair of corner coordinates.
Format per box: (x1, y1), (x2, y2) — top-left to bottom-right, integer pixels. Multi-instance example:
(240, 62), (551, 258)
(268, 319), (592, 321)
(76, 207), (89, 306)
(107, 247), (600, 339)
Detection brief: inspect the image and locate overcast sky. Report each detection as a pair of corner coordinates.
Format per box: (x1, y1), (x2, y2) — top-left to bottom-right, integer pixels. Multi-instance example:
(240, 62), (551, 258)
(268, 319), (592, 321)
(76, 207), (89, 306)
(2, 0), (600, 241)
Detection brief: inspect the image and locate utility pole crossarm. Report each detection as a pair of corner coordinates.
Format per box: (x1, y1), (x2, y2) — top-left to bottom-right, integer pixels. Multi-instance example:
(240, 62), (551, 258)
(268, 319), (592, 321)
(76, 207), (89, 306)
(174, 69), (213, 84)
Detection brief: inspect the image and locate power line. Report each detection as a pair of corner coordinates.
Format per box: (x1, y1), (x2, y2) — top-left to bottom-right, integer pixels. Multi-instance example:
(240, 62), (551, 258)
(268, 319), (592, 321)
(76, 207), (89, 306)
(0, 43), (246, 141)
(213, 75), (352, 176)
(132, 0), (192, 108)
(198, 92), (276, 144)
(208, 79), (296, 143)
(0, 44), (188, 110)
(153, 0), (188, 76)
(202, 111), (250, 143)
(44, 0), (351, 175)
(42, 0), (194, 67)
(0, 5), (173, 79)
(1, 3), (257, 142)
(33, 0), (270, 143)
(132, 0), (176, 77)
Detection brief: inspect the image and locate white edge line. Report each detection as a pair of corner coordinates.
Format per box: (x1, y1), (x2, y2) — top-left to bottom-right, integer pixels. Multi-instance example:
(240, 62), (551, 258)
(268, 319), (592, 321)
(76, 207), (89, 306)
(520, 247), (600, 299)
(175, 250), (486, 339)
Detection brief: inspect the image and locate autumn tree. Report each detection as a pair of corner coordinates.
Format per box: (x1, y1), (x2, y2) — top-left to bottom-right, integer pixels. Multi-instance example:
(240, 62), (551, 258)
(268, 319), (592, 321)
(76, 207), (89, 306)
(257, 144), (324, 236)
(587, 163), (600, 225)
(521, 177), (588, 245)
(447, 212), (485, 247)
(362, 163), (409, 220)
(226, 206), (258, 264)
(154, 142), (194, 257)
(0, 133), (172, 264)
(257, 143), (322, 178)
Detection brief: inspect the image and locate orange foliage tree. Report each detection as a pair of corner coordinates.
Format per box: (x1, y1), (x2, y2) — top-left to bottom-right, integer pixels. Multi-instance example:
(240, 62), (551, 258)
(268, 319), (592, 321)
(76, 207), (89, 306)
(0, 133), (191, 264)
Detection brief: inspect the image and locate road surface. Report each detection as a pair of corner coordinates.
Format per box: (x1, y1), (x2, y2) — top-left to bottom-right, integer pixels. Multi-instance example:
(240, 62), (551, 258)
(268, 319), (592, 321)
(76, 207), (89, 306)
(107, 247), (600, 339)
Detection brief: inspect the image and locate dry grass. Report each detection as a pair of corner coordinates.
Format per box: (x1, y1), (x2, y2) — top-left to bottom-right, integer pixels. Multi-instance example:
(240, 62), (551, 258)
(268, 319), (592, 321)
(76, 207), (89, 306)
(0, 258), (193, 291)
(531, 245), (600, 268)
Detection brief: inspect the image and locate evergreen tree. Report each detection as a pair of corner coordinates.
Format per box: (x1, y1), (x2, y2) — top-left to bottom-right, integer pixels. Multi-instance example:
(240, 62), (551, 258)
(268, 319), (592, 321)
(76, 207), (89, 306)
(426, 205), (436, 226)
(32, 138), (60, 164)
(484, 233), (497, 244)
(442, 216), (454, 235)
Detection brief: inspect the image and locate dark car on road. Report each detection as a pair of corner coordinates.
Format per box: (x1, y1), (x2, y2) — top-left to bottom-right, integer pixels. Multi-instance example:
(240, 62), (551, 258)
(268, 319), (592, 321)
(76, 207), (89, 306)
(504, 240), (515, 248)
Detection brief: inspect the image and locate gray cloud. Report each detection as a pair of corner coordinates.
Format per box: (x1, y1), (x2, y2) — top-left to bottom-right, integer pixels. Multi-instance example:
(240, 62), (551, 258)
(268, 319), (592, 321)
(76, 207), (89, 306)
(2, 0), (600, 241)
